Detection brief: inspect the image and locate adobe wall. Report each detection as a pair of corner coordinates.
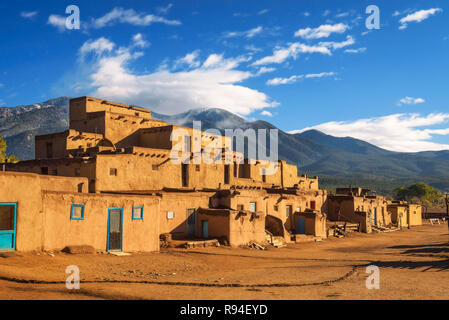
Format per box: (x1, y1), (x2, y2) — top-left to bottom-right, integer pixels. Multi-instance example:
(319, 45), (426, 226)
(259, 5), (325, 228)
(159, 191), (213, 236)
(0, 172), (45, 251)
(294, 212), (327, 238)
(228, 211), (266, 247)
(0, 172), (89, 251)
(196, 210), (230, 241)
(70, 96), (152, 122)
(195, 209), (265, 247)
(42, 191), (160, 252)
(408, 204), (422, 226)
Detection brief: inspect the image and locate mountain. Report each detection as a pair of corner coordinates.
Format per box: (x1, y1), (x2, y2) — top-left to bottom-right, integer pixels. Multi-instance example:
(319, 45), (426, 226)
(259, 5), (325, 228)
(1, 97), (449, 194)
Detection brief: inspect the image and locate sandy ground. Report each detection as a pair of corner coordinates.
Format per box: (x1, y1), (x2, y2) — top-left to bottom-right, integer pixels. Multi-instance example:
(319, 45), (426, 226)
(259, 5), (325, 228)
(0, 223), (448, 300)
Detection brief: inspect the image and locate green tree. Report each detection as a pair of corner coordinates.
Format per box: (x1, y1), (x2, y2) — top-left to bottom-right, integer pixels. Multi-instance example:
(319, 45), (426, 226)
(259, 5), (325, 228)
(0, 135), (19, 163)
(393, 182), (442, 206)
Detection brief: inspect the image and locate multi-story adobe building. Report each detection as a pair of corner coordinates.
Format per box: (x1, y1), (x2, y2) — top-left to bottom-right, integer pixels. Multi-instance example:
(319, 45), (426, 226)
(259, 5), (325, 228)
(0, 96), (327, 252)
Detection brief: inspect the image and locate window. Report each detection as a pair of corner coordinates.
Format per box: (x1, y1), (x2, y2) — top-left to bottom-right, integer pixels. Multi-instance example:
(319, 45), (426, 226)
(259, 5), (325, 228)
(152, 165), (158, 171)
(52, 169), (58, 176)
(46, 143), (53, 158)
(167, 211), (175, 219)
(74, 168), (81, 176)
(237, 204), (244, 211)
(310, 201), (316, 210)
(273, 205), (278, 212)
(196, 165), (200, 172)
(71, 204), (85, 220)
(286, 205), (292, 218)
(110, 168), (118, 176)
(87, 143), (92, 148)
(41, 167), (48, 175)
(249, 202), (256, 213)
(132, 206), (144, 220)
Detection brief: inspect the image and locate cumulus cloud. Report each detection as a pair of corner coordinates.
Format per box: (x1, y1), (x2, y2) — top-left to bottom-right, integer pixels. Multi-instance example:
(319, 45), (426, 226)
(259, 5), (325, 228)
(290, 113), (449, 152)
(261, 110), (273, 117)
(80, 36), (277, 116)
(47, 14), (67, 32)
(294, 23), (349, 39)
(174, 50), (201, 69)
(399, 8), (442, 29)
(79, 37), (115, 59)
(267, 72), (336, 85)
(21, 11), (38, 19)
(224, 26), (264, 39)
(319, 35), (355, 50)
(253, 42), (332, 65)
(398, 96), (425, 106)
(92, 7), (181, 28)
(253, 35), (355, 66)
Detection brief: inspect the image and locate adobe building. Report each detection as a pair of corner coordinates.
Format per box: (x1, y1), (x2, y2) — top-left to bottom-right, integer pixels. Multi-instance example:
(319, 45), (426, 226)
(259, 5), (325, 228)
(2, 96), (328, 252)
(327, 187), (391, 233)
(387, 201), (423, 228)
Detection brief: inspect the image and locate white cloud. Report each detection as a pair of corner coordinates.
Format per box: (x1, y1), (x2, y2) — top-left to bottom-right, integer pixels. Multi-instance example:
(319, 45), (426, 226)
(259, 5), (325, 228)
(80, 36), (277, 116)
(253, 42), (332, 66)
(323, 10), (331, 17)
(132, 33), (149, 48)
(47, 14), (67, 32)
(261, 110), (273, 117)
(335, 12), (349, 18)
(294, 23), (349, 39)
(258, 9), (269, 15)
(303, 12), (311, 17)
(156, 3), (173, 15)
(319, 35), (355, 50)
(398, 96), (425, 106)
(267, 72), (336, 85)
(344, 47), (367, 53)
(21, 11), (38, 19)
(79, 38), (115, 59)
(290, 113), (449, 152)
(92, 7), (181, 28)
(399, 8), (442, 29)
(174, 50), (201, 69)
(255, 67), (276, 75)
(224, 26), (263, 39)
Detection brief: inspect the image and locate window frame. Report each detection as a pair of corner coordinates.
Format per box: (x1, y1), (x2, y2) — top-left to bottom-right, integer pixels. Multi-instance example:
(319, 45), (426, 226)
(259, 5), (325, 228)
(70, 204), (85, 220)
(132, 206), (144, 221)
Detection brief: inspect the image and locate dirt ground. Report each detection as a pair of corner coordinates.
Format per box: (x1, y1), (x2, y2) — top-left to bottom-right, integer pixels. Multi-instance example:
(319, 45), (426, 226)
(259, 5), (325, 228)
(0, 223), (448, 300)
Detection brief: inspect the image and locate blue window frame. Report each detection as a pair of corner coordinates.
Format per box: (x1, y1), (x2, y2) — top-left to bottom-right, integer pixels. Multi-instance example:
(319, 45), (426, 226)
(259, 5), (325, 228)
(70, 204), (85, 220)
(132, 206), (144, 220)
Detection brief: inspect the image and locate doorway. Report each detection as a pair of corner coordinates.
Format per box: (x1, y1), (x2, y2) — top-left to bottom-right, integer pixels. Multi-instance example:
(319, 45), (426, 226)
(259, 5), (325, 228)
(107, 208), (123, 251)
(297, 217), (305, 234)
(0, 203), (17, 251)
(186, 208), (196, 236)
(182, 164), (189, 187)
(224, 165), (230, 184)
(201, 220), (209, 238)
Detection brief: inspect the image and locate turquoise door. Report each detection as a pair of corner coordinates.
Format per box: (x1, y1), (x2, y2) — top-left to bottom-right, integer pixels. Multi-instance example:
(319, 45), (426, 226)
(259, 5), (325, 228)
(0, 203), (17, 251)
(297, 218), (305, 234)
(202, 221), (209, 238)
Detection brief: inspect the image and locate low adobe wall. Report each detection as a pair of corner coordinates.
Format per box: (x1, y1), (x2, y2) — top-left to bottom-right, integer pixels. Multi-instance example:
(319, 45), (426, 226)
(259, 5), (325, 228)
(42, 192), (160, 252)
(196, 209), (265, 247)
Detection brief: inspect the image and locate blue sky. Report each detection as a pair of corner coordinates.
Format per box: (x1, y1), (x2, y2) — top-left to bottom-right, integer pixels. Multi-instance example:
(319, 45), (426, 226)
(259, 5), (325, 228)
(0, 0), (448, 152)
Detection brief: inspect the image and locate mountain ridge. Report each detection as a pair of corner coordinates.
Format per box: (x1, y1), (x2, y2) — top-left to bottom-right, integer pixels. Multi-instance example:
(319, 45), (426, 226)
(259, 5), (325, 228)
(1, 96), (449, 193)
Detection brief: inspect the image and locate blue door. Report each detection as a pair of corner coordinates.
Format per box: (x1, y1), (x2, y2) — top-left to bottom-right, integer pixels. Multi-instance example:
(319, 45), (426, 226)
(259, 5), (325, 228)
(297, 218), (305, 234)
(0, 203), (17, 251)
(202, 221), (209, 238)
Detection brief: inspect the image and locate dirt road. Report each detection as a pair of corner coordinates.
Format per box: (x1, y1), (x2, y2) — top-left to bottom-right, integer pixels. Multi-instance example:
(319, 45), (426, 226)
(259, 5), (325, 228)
(0, 224), (448, 300)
